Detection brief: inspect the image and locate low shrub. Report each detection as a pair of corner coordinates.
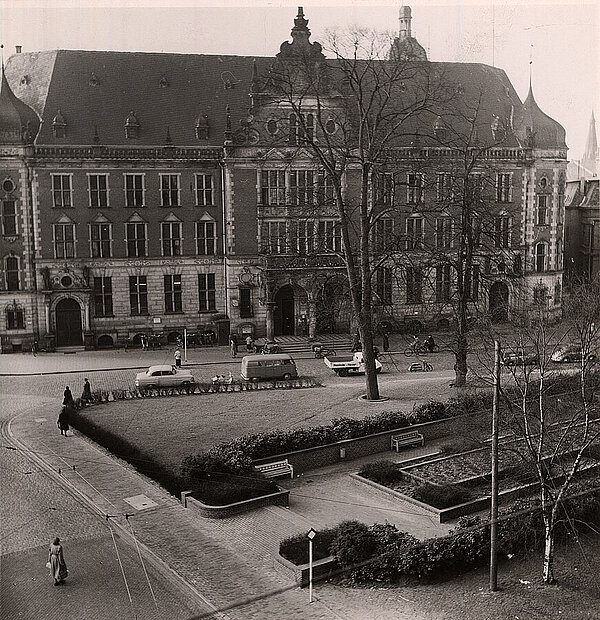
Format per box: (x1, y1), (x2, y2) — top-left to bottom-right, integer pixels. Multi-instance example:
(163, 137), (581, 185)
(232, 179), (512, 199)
(411, 482), (473, 509)
(279, 527), (339, 564)
(329, 521), (378, 569)
(190, 472), (278, 506)
(438, 437), (480, 455)
(359, 460), (404, 485)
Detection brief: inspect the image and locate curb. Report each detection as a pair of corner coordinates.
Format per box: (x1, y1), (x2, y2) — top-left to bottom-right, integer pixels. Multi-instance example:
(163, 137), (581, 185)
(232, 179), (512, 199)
(3, 411), (229, 620)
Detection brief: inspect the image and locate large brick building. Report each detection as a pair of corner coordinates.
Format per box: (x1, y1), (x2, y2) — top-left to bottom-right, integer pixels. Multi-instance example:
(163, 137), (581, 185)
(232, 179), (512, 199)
(0, 7), (567, 351)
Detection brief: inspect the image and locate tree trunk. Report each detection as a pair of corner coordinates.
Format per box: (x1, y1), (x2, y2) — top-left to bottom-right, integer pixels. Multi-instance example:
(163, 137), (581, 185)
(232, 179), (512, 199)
(454, 313), (468, 387)
(359, 311), (380, 400)
(542, 521), (555, 584)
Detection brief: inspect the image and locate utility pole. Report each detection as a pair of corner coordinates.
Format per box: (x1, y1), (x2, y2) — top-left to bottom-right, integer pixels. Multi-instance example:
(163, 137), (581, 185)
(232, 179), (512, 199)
(490, 339), (501, 591)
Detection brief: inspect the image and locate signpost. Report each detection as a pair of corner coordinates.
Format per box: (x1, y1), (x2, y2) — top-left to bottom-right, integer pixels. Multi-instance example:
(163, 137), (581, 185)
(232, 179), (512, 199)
(307, 527), (316, 603)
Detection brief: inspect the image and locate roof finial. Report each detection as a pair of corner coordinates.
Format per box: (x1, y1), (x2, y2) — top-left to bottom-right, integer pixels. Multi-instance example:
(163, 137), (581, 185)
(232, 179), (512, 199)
(224, 105), (232, 145)
(165, 126), (172, 144)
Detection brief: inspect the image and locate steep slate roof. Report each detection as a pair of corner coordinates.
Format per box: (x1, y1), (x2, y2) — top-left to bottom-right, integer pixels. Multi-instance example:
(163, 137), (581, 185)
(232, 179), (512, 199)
(3, 42), (565, 151)
(0, 63), (41, 144)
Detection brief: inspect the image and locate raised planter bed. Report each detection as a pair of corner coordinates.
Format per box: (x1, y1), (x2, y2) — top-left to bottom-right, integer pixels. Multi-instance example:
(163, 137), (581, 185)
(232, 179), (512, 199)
(252, 412), (482, 476)
(181, 486), (290, 519)
(274, 553), (338, 587)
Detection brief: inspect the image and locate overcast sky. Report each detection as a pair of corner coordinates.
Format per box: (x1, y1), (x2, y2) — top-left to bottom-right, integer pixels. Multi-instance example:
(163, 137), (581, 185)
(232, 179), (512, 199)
(1, 0), (597, 158)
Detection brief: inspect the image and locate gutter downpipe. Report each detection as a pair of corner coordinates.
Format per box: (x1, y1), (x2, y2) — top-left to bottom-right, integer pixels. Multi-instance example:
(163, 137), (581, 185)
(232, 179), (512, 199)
(220, 158), (229, 319)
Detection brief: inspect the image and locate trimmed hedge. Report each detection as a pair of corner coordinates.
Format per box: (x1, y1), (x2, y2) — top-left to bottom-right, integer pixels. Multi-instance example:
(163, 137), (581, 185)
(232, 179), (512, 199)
(279, 482), (600, 584)
(279, 527), (339, 565)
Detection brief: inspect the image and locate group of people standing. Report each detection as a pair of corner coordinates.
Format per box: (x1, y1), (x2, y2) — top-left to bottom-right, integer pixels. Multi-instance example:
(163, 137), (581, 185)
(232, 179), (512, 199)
(56, 379), (93, 436)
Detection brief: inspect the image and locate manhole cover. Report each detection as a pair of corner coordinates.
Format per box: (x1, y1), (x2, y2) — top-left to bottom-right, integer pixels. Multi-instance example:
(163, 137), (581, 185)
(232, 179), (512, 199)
(123, 494), (158, 510)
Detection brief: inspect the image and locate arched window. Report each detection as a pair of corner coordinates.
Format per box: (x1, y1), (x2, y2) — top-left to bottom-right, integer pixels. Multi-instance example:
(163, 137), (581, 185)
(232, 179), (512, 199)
(535, 242), (547, 273)
(289, 113), (297, 145)
(5, 255), (20, 291)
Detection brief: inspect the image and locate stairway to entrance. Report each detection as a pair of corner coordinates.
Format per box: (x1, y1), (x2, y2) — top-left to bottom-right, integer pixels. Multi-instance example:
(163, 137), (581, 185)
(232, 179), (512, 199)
(274, 334), (352, 355)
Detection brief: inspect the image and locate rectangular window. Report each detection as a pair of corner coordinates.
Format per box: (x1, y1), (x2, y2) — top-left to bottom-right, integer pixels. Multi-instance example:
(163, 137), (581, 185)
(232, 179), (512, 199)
(129, 276), (148, 315)
(436, 264), (452, 302)
(494, 216), (510, 248)
(290, 170), (314, 206)
(5, 257), (19, 290)
(195, 174), (214, 206)
(468, 215), (481, 247)
(318, 171), (335, 204)
(126, 222), (147, 258)
(198, 273), (216, 312)
(435, 217), (452, 249)
(536, 195), (548, 225)
(6, 307), (25, 330)
(164, 274), (183, 313)
(52, 174), (72, 208)
(318, 219), (342, 252)
(239, 287), (253, 318)
(261, 220), (288, 254)
(376, 267), (393, 304)
(53, 223), (75, 259)
(405, 217), (424, 249)
(375, 172), (394, 205)
(90, 222), (112, 258)
(161, 221), (182, 256)
(407, 173), (424, 204)
(160, 174), (180, 207)
(261, 170), (286, 205)
(89, 174), (109, 208)
(496, 173), (512, 203)
(93, 277), (113, 317)
(436, 173), (452, 201)
(1, 200), (17, 236)
(465, 265), (480, 301)
(296, 220), (314, 254)
(124, 174), (144, 207)
(374, 218), (394, 252)
(406, 266), (423, 304)
(196, 221), (217, 255)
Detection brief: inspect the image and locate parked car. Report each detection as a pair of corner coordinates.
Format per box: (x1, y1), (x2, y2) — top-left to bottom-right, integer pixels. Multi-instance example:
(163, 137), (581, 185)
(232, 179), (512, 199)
(135, 365), (195, 389)
(551, 345), (597, 364)
(324, 351), (383, 377)
(501, 350), (539, 367)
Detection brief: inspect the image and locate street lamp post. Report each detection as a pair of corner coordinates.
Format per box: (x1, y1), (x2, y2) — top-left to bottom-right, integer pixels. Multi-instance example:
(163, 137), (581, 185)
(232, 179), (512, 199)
(307, 527), (316, 603)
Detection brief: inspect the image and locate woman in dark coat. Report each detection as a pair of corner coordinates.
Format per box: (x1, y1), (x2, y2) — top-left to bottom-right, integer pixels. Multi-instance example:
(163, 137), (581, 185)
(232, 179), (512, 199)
(48, 537), (68, 585)
(57, 407), (70, 436)
(63, 386), (74, 407)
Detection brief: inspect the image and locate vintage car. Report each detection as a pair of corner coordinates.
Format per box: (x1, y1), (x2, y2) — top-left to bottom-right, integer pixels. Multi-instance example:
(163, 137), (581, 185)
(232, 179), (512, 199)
(551, 345), (597, 364)
(135, 365), (195, 389)
(501, 350), (540, 367)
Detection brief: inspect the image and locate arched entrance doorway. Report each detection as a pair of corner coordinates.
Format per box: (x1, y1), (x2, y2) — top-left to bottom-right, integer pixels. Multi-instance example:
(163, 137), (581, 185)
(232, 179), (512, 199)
(55, 298), (83, 346)
(274, 285), (295, 336)
(489, 281), (509, 323)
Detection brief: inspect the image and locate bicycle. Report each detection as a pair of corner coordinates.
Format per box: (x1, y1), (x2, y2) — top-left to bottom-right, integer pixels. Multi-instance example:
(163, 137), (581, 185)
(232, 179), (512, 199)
(408, 360), (434, 372)
(403, 341), (440, 356)
(314, 346), (336, 359)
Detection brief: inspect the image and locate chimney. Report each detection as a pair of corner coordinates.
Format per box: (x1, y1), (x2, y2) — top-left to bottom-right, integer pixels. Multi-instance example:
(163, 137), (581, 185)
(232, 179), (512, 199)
(15, 45), (22, 53)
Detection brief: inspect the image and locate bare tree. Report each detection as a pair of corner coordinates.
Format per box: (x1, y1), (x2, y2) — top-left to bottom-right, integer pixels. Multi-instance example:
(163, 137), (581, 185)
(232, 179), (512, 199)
(253, 21), (450, 399)
(495, 277), (600, 583)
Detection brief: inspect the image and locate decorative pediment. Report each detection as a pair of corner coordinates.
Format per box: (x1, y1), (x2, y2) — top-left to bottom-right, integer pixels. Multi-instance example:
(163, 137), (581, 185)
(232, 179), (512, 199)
(56, 214), (74, 224)
(163, 212), (181, 222)
(126, 212), (146, 223)
(92, 213), (111, 223)
(199, 211), (215, 222)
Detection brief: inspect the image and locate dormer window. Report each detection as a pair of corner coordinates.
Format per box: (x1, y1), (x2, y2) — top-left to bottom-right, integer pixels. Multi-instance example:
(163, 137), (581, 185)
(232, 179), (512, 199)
(20, 75), (30, 86)
(433, 116), (446, 140)
(125, 111), (140, 139)
(195, 115), (209, 140)
(159, 76), (169, 88)
(89, 72), (99, 87)
(52, 110), (67, 138)
(491, 116), (505, 142)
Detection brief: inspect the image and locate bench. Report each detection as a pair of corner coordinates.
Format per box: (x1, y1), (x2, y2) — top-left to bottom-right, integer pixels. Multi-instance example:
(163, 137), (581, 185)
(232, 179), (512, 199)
(254, 459), (294, 479)
(391, 431), (425, 452)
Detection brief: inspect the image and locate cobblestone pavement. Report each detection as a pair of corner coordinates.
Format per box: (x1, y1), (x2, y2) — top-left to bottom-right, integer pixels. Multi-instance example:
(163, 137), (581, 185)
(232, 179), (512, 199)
(0, 393), (213, 620)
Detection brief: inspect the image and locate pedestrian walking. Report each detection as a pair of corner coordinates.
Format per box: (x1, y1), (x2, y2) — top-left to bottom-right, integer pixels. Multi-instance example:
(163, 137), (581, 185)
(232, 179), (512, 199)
(62, 386), (74, 407)
(81, 378), (92, 404)
(382, 332), (390, 352)
(57, 407), (70, 436)
(230, 334), (238, 358)
(174, 348), (182, 368)
(47, 537), (68, 585)
(140, 335), (147, 351)
(245, 334), (254, 352)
